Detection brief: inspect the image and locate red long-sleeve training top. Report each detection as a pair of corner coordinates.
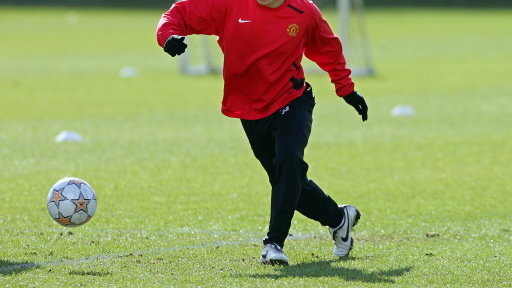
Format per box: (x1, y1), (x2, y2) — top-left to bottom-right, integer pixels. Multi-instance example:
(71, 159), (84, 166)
(157, 0), (354, 120)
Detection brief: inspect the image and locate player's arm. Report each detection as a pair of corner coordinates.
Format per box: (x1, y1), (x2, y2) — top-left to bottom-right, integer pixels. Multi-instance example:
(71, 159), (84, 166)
(156, 0), (228, 57)
(304, 7), (368, 121)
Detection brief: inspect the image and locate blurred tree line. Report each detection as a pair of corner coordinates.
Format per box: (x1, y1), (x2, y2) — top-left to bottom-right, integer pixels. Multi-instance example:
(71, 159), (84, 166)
(0, 0), (510, 9)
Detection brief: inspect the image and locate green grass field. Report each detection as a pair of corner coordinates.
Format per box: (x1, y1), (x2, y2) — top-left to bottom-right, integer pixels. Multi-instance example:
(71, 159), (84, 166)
(1, 6), (511, 287)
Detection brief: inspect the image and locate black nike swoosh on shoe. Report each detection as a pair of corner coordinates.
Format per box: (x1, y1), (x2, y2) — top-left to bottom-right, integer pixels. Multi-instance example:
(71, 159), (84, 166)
(340, 210), (350, 242)
(261, 251), (268, 259)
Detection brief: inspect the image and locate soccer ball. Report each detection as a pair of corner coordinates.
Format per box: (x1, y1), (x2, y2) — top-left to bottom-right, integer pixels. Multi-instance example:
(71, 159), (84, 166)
(47, 177), (97, 227)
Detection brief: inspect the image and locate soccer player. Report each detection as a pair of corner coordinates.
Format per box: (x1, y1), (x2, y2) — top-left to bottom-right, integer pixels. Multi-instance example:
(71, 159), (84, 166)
(157, 0), (368, 265)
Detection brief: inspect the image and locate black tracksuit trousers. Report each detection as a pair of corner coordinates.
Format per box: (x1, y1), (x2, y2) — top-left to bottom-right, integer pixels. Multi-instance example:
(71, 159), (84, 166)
(241, 84), (344, 248)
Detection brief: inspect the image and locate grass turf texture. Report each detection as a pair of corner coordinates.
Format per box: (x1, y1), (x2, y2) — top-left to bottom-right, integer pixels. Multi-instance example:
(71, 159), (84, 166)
(0, 6), (511, 287)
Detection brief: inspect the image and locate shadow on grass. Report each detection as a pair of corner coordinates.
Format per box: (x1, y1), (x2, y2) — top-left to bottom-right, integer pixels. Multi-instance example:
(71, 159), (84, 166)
(0, 260), (39, 275)
(242, 260), (413, 283)
(69, 270), (112, 277)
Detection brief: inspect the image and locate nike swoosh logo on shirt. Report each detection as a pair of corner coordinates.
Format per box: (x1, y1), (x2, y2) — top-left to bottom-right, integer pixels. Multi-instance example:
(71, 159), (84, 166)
(238, 18), (252, 23)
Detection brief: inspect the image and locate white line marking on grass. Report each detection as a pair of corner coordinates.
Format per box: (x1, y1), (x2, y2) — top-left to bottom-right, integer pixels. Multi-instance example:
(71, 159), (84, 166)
(0, 233), (319, 273)
(3, 226), (263, 237)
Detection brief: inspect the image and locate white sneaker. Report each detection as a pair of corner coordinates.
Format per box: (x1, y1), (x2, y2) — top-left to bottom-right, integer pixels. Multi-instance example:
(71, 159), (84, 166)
(328, 204), (361, 257)
(260, 243), (289, 265)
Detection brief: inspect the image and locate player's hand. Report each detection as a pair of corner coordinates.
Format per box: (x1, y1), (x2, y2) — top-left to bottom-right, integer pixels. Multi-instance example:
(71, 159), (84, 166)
(343, 91), (368, 121)
(163, 36), (187, 57)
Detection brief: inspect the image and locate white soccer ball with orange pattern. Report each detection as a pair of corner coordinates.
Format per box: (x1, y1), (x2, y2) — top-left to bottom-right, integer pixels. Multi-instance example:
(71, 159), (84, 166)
(47, 177), (97, 227)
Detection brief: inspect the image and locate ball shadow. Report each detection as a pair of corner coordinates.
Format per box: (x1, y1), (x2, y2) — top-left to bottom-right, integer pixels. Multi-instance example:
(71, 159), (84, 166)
(69, 270), (113, 276)
(0, 260), (40, 275)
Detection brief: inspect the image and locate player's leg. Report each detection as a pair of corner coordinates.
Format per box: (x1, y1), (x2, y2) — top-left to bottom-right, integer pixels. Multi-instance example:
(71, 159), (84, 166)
(281, 84), (361, 258)
(264, 84), (316, 248)
(272, 86), (346, 231)
(241, 84), (315, 264)
(241, 116), (290, 265)
(241, 113), (301, 249)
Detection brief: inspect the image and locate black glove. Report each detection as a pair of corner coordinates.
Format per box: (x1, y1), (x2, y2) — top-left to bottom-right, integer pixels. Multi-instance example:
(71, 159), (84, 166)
(343, 91), (368, 121)
(163, 36), (187, 57)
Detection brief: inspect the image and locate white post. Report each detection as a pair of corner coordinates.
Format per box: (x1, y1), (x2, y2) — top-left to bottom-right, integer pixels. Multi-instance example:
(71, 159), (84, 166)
(338, 0), (351, 58)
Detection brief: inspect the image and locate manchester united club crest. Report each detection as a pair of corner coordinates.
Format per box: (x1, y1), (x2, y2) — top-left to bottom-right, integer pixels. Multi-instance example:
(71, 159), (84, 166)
(287, 24), (299, 37)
